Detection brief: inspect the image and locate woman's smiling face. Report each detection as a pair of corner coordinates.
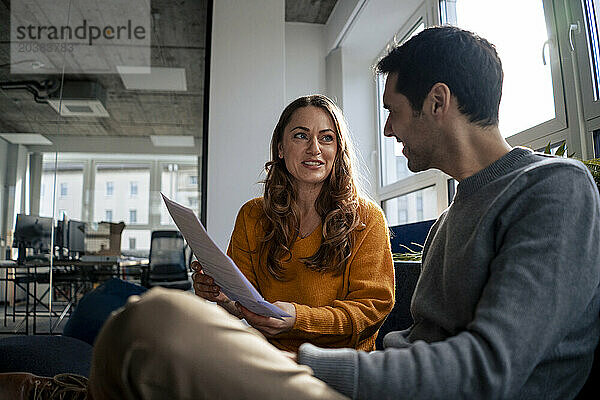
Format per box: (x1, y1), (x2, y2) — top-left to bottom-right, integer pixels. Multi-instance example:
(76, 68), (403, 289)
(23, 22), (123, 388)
(278, 106), (338, 192)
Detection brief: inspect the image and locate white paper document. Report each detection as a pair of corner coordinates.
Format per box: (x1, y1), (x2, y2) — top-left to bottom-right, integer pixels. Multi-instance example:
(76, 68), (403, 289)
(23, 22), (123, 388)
(161, 193), (291, 319)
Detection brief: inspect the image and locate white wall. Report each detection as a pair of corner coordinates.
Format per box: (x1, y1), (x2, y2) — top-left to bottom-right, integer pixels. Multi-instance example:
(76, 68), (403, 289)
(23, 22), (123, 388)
(339, 48), (379, 198)
(285, 22), (327, 103)
(207, 0), (286, 249)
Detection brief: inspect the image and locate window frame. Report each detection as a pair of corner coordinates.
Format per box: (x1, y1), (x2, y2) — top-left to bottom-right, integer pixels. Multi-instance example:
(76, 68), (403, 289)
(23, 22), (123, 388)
(375, 0), (580, 225)
(573, 0), (600, 120)
(570, 0), (600, 158)
(439, 0), (568, 145)
(38, 153), (199, 254)
(375, 4), (451, 221)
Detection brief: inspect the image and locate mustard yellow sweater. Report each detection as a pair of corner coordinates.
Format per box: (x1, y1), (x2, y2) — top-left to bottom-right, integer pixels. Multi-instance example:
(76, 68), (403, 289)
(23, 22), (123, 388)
(226, 197), (395, 352)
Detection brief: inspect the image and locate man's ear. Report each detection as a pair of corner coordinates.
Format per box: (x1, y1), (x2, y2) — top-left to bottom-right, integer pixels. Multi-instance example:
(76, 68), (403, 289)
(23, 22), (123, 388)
(427, 83), (451, 117)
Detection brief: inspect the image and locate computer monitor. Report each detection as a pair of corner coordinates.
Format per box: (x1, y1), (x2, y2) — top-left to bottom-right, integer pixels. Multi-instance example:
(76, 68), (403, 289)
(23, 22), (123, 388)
(12, 214), (53, 254)
(68, 219), (86, 254)
(55, 215), (67, 247)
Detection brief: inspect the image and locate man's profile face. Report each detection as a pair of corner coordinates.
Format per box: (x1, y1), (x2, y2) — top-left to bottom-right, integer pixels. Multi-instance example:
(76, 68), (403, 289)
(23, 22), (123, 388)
(382, 73), (436, 173)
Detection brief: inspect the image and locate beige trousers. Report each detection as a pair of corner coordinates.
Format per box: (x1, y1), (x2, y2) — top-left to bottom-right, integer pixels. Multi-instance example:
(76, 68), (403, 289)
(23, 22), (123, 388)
(88, 287), (349, 400)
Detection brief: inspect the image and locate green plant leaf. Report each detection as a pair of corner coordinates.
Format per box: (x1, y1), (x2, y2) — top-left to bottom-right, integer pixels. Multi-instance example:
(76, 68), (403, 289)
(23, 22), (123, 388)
(555, 142), (566, 157)
(544, 142), (552, 154)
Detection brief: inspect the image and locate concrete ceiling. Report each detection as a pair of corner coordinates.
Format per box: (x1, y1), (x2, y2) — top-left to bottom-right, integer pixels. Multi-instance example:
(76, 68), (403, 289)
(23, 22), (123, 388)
(286, 0), (338, 24)
(0, 0), (337, 150)
(0, 0), (207, 142)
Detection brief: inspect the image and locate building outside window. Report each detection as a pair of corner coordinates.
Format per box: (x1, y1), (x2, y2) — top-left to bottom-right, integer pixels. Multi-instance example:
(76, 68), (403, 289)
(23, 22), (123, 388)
(160, 163), (199, 224)
(416, 192), (424, 221)
(106, 181), (114, 196)
(129, 237), (136, 250)
(39, 153), (199, 256)
(60, 183), (68, 197)
(40, 160), (84, 220)
(382, 186), (437, 226)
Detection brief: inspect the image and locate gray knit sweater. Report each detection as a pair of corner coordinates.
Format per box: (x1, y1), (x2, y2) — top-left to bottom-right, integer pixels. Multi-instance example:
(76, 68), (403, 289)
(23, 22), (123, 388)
(298, 147), (600, 399)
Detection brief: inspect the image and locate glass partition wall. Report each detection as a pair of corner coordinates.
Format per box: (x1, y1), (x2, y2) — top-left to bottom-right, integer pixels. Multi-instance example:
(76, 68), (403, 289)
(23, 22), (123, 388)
(1, 0), (208, 334)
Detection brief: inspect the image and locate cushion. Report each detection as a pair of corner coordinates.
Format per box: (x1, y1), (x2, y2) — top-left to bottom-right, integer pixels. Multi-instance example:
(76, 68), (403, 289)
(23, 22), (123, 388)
(63, 277), (147, 345)
(0, 335), (93, 377)
(376, 261), (421, 350)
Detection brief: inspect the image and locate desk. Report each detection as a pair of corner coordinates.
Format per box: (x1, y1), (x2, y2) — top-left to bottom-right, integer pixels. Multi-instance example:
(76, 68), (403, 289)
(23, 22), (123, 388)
(0, 258), (148, 335)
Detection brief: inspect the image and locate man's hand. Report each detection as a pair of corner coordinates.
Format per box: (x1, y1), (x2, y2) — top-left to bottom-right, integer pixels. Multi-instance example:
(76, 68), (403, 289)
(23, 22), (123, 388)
(237, 301), (296, 337)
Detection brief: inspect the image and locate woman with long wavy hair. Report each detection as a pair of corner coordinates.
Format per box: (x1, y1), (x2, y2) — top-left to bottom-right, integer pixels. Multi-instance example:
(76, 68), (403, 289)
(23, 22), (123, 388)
(193, 94), (394, 352)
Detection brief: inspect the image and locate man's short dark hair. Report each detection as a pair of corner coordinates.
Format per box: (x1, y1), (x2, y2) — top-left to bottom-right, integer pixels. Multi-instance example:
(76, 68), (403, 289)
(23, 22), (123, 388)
(376, 25), (503, 127)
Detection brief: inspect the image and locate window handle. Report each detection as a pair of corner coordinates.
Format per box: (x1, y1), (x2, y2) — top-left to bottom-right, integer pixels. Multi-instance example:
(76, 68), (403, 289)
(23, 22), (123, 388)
(569, 22), (580, 52)
(542, 40), (550, 65)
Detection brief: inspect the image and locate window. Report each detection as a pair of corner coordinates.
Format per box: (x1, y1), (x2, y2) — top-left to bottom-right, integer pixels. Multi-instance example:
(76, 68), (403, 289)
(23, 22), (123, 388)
(440, 0), (566, 140)
(38, 153), (198, 258)
(161, 163), (199, 224)
(382, 186), (437, 226)
(121, 229), (151, 254)
(583, 0), (600, 101)
(573, 0), (600, 123)
(416, 192), (424, 221)
(375, 10), (447, 226)
(40, 159), (84, 220)
(130, 181), (138, 197)
(94, 163), (150, 225)
(129, 209), (137, 224)
(378, 21), (425, 187)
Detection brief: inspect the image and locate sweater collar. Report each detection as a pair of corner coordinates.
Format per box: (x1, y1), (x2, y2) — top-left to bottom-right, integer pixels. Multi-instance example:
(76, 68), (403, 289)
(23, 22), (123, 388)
(454, 146), (533, 200)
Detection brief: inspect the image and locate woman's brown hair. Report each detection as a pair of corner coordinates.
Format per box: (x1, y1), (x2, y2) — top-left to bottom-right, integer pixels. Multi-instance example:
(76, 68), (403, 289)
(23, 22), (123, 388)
(260, 94), (363, 280)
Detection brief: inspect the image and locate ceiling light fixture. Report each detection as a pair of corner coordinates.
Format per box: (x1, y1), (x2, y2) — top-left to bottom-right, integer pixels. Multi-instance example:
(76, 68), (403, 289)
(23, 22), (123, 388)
(150, 135), (194, 147)
(117, 66), (187, 91)
(0, 133), (53, 145)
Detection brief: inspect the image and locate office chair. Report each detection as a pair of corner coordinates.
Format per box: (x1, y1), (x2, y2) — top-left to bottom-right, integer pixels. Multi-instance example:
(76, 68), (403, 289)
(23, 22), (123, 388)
(144, 230), (192, 291)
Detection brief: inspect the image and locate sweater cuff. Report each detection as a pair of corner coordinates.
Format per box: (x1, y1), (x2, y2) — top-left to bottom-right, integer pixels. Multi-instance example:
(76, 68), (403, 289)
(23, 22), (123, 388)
(292, 303), (314, 331)
(297, 343), (358, 399)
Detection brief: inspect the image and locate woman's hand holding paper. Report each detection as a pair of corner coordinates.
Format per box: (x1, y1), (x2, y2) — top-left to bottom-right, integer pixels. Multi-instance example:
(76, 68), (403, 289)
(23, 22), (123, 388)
(236, 301), (296, 337)
(191, 260), (242, 318)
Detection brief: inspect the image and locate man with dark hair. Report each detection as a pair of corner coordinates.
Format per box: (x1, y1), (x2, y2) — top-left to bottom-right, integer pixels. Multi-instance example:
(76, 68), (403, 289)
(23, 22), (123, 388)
(295, 25), (600, 399)
(60, 26), (599, 400)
